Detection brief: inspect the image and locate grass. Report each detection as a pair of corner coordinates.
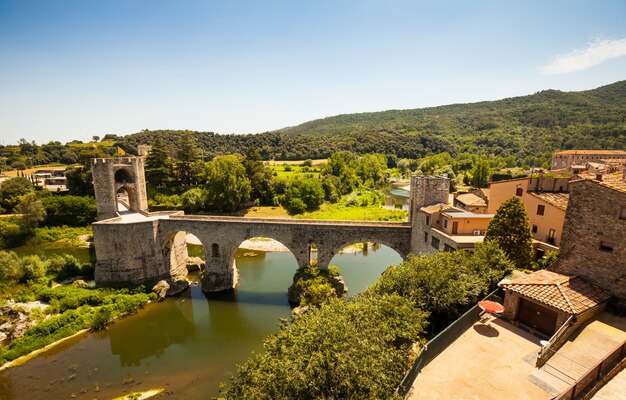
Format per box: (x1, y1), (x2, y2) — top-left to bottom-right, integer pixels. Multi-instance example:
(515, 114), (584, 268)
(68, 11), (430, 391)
(297, 203), (407, 221)
(27, 226), (92, 246)
(270, 165), (321, 181)
(244, 206), (291, 218)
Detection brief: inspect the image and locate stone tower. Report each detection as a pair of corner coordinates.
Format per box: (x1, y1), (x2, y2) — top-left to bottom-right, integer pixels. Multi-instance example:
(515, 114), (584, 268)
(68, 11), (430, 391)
(91, 157), (149, 220)
(409, 175), (450, 253)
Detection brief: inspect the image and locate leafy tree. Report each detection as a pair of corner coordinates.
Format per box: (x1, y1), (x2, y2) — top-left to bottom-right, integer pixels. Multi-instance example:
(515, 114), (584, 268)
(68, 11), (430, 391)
(371, 242), (512, 330)
(471, 158), (490, 188)
(145, 138), (174, 187)
(356, 153), (387, 188)
(92, 135), (100, 142)
(244, 147), (276, 205)
(484, 196), (533, 269)
(204, 154), (251, 212)
(0, 177), (34, 212)
(181, 188), (206, 213)
(283, 178), (324, 213)
(15, 193), (46, 232)
(176, 135), (201, 186)
(42, 196), (97, 227)
(65, 165), (94, 196)
(221, 293), (427, 399)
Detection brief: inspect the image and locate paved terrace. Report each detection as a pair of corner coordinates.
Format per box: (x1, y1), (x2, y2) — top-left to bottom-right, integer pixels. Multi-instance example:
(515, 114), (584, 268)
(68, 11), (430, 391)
(408, 315), (553, 400)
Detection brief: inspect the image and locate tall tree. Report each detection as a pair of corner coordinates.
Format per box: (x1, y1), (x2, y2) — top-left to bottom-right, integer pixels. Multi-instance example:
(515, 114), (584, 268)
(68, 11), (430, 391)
(244, 147), (276, 205)
(145, 138), (174, 187)
(484, 196), (533, 269)
(176, 135), (201, 186)
(471, 158), (490, 188)
(15, 193), (46, 232)
(204, 154), (251, 212)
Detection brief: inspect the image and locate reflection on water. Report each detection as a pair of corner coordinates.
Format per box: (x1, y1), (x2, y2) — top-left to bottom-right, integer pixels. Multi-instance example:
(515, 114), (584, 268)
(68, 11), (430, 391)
(384, 184), (410, 211)
(0, 245), (401, 399)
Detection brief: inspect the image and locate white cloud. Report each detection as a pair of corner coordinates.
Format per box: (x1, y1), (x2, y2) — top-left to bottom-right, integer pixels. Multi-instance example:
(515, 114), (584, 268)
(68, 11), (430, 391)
(539, 38), (626, 74)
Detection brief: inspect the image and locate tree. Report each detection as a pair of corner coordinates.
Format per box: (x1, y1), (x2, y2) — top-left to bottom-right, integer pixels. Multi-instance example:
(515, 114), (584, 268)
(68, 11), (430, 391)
(65, 166), (94, 196)
(42, 196), (97, 227)
(0, 177), (34, 212)
(181, 188), (206, 213)
(15, 193), (46, 232)
(145, 138), (174, 187)
(283, 178), (324, 214)
(244, 147), (276, 205)
(92, 135), (100, 142)
(471, 158), (490, 188)
(204, 154), (251, 212)
(484, 196), (533, 269)
(176, 135), (201, 186)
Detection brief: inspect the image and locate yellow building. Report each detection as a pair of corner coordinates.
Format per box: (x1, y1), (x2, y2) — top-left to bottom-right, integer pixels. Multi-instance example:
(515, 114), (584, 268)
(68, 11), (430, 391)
(488, 177), (568, 248)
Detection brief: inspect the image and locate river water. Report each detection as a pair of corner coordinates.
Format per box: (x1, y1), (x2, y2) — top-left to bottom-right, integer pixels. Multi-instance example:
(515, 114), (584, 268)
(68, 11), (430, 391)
(0, 244), (401, 399)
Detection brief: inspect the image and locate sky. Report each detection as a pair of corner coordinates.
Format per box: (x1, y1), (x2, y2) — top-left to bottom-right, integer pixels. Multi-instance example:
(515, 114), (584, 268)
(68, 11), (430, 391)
(1, 0), (625, 145)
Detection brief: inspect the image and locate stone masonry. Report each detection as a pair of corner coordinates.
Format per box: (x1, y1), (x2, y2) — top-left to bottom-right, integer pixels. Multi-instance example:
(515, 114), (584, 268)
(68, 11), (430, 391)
(552, 178), (626, 299)
(91, 158), (450, 292)
(92, 157), (149, 220)
(409, 175), (450, 254)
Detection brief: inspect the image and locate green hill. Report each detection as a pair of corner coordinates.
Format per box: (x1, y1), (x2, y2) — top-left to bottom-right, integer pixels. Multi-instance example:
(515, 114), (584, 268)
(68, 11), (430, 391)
(117, 80), (626, 165)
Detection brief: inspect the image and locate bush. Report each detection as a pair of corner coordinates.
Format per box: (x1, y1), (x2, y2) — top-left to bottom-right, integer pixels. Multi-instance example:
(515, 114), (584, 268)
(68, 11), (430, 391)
(90, 307), (113, 331)
(221, 293), (427, 399)
(47, 254), (83, 280)
(0, 250), (22, 282)
(285, 197), (306, 215)
(181, 188), (206, 213)
(19, 255), (47, 283)
(42, 196), (97, 227)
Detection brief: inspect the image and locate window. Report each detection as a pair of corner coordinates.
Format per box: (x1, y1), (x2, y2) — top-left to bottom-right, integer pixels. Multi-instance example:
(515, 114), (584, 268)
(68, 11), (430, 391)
(537, 205), (545, 216)
(431, 236), (440, 249)
(443, 219), (448, 229)
(425, 215), (430, 226)
(516, 187), (523, 197)
(599, 241), (614, 253)
(620, 207), (626, 220)
(424, 232), (429, 243)
(472, 229), (486, 236)
(211, 243), (220, 258)
(547, 229), (556, 245)
(532, 225), (538, 234)
(444, 244), (455, 252)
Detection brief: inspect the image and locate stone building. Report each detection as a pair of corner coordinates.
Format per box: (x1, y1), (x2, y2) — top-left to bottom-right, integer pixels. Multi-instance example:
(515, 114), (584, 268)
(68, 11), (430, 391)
(552, 171), (626, 299)
(91, 157), (149, 220)
(501, 270), (610, 338)
(551, 150), (626, 170)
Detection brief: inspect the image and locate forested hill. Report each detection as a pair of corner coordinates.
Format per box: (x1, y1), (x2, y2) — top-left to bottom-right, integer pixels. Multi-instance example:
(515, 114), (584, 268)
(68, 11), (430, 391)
(117, 80), (626, 165)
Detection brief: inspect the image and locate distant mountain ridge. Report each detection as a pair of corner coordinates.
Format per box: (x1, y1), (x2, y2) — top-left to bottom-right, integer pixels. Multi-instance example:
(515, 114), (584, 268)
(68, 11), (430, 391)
(118, 80), (626, 163)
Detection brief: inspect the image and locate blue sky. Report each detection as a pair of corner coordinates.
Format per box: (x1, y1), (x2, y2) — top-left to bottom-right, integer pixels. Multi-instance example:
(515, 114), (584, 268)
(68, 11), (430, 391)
(1, 0), (625, 144)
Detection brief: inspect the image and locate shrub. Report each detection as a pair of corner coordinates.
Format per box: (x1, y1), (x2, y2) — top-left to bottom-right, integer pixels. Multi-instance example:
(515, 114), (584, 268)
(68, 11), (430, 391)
(19, 255), (47, 283)
(0, 250), (22, 282)
(47, 254), (83, 280)
(90, 306), (113, 331)
(42, 196), (97, 227)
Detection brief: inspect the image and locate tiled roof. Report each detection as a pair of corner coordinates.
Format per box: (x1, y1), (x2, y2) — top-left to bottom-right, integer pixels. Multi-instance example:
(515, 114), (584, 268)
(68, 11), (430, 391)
(554, 150), (626, 156)
(501, 270), (611, 315)
(578, 172), (626, 194)
(420, 203), (451, 214)
(455, 193), (487, 207)
(528, 192), (570, 211)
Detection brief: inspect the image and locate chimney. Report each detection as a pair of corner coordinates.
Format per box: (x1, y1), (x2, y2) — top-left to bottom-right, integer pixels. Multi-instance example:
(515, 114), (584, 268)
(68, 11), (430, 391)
(595, 173), (603, 182)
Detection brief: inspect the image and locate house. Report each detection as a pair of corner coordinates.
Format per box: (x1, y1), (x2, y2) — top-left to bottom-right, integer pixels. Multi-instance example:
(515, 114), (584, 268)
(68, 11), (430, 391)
(488, 176), (569, 249)
(552, 170), (626, 299)
(418, 204), (493, 252)
(500, 270), (611, 337)
(453, 192), (488, 214)
(551, 149), (626, 170)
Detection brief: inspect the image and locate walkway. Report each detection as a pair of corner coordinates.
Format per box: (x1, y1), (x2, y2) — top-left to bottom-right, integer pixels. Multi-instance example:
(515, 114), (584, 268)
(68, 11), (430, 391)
(592, 366), (626, 400)
(408, 315), (552, 400)
(529, 313), (626, 396)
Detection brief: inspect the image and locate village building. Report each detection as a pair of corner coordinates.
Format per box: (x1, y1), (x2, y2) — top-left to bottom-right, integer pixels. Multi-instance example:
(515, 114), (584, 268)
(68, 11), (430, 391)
(488, 175), (569, 251)
(452, 192), (488, 214)
(552, 170), (626, 300)
(417, 204), (493, 252)
(500, 270), (611, 337)
(551, 149), (626, 170)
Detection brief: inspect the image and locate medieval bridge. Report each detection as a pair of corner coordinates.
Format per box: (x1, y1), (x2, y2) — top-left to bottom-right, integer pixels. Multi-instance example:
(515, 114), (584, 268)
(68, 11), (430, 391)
(90, 157), (449, 292)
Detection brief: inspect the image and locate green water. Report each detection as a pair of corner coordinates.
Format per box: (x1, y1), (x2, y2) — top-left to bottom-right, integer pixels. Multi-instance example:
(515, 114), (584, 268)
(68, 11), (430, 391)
(0, 244), (401, 399)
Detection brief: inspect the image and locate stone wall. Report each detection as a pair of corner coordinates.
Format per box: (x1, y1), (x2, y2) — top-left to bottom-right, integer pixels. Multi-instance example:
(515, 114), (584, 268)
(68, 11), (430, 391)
(409, 175), (450, 254)
(93, 219), (166, 285)
(554, 180), (626, 299)
(91, 157), (148, 221)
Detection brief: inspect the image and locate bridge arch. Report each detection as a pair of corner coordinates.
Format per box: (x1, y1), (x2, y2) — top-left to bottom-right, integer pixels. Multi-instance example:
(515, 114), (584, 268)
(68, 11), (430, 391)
(227, 236), (308, 276)
(317, 236), (408, 270)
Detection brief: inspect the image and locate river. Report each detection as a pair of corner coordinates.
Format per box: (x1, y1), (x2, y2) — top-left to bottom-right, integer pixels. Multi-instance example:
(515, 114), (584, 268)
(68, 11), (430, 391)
(0, 243), (401, 399)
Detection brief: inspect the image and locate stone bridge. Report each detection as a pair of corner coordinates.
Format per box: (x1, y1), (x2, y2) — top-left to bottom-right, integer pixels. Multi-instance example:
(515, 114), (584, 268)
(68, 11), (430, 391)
(90, 157), (450, 292)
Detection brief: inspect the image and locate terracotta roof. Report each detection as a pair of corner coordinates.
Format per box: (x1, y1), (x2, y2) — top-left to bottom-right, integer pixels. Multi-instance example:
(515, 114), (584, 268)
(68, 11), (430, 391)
(554, 150), (626, 156)
(501, 270), (611, 315)
(528, 192), (569, 211)
(578, 171), (626, 194)
(455, 193), (487, 207)
(419, 203), (451, 214)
